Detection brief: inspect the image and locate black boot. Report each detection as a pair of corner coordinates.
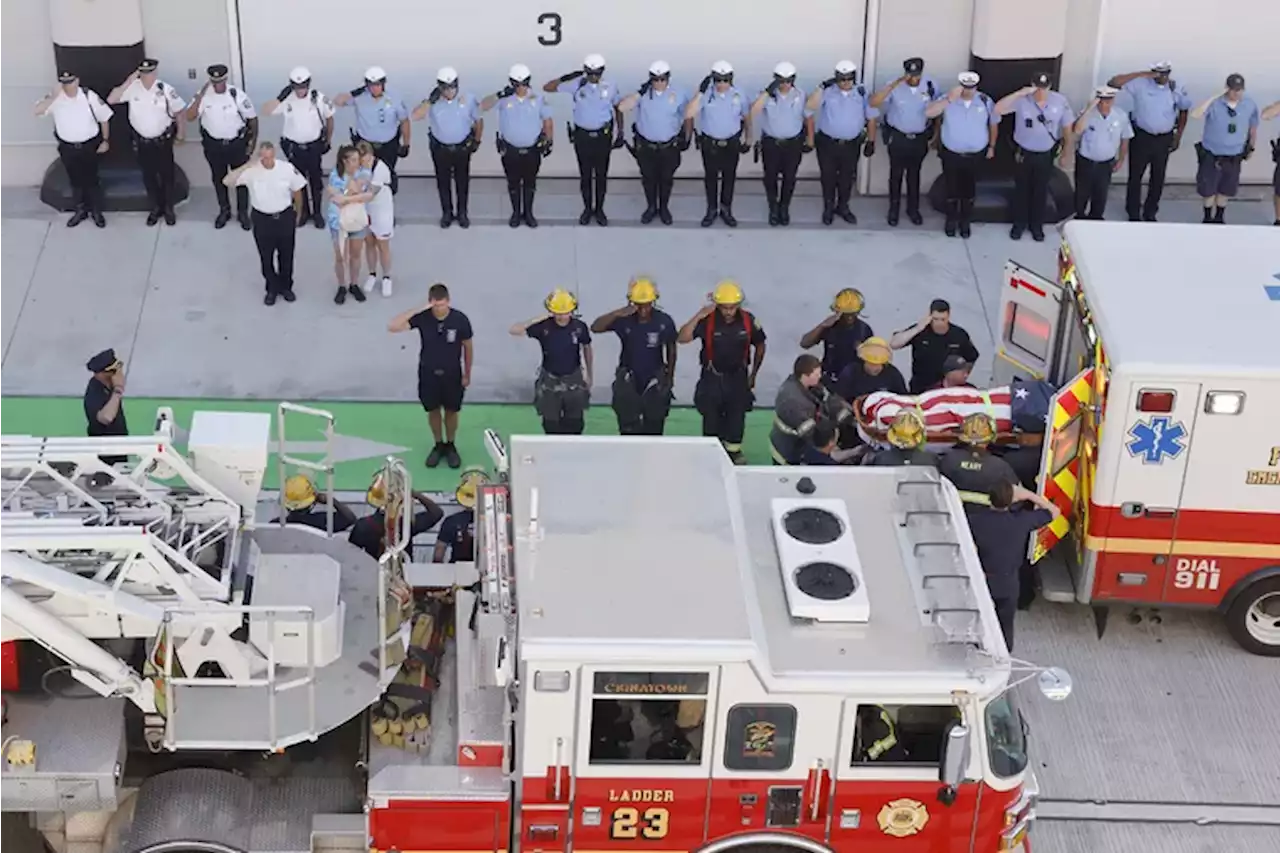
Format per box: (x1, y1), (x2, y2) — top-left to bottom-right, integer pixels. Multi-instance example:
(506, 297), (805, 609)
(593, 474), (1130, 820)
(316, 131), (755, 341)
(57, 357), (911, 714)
(441, 209), (455, 228)
(456, 186), (470, 228)
(641, 205), (657, 224)
(1212, 206), (1225, 224)
(509, 188), (522, 228)
(146, 207), (162, 226)
(822, 205), (835, 225)
(593, 181), (608, 225)
(1202, 206), (1214, 224)
(768, 202), (780, 227)
(66, 206), (89, 228)
(522, 185), (538, 228)
(578, 207), (592, 225)
(720, 206), (738, 228)
(658, 180), (674, 225)
(886, 204), (900, 227)
(237, 208), (251, 231)
(700, 207), (717, 227)
(214, 208), (231, 229)
(958, 200), (972, 239)
(944, 201), (958, 237)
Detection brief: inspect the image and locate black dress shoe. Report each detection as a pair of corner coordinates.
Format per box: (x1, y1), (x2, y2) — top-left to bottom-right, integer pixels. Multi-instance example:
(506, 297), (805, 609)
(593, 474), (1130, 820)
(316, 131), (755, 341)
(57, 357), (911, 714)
(768, 208), (780, 226)
(908, 210), (923, 225)
(456, 212), (470, 228)
(578, 208), (592, 225)
(1009, 225), (1024, 241)
(238, 210), (251, 230)
(509, 211), (521, 228)
(594, 209), (608, 226)
(281, 289), (296, 303)
(264, 292), (277, 306)
(163, 207), (176, 226)
(837, 208), (857, 224)
(641, 207), (657, 224)
(312, 212), (325, 229)
(720, 209), (738, 228)
(821, 210), (835, 225)
(214, 209), (231, 229)
(92, 211), (106, 228)
(523, 211), (538, 228)
(440, 211), (455, 228)
(700, 210), (716, 227)
(334, 286), (347, 305)
(945, 218), (957, 237)
(778, 207), (791, 226)
(886, 209), (900, 227)
(146, 210), (162, 226)
(67, 209), (89, 228)
(659, 208), (673, 225)
(1031, 228), (1045, 242)
(959, 220), (972, 239)
(1142, 213), (1158, 222)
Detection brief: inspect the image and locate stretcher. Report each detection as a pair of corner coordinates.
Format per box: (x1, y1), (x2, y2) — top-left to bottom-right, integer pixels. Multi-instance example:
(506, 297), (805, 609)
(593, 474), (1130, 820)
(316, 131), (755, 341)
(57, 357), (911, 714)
(853, 385), (1046, 452)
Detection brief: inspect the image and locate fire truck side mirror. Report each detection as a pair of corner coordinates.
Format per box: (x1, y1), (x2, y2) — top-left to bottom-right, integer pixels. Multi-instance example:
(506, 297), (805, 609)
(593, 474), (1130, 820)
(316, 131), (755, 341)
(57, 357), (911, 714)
(939, 722), (971, 790)
(1036, 666), (1073, 701)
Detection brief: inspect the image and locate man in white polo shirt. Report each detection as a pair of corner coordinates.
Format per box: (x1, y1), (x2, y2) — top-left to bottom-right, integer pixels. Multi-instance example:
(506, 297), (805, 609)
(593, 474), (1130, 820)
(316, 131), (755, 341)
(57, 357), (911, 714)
(224, 142), (307, 306)
(35, 70), (114, 228)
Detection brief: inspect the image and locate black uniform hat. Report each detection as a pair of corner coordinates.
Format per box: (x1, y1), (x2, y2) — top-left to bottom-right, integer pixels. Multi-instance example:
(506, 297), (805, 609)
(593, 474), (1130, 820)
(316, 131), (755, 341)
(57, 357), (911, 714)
(86, 349), (121, 373)
(57, 70), (77, 83)
(903, 57), (924, 75)
(207, 64), (229, 81)
(1032, 71), (1052, 88)
(1226, 73), (1245, 91)
(137, 58), (159, 73)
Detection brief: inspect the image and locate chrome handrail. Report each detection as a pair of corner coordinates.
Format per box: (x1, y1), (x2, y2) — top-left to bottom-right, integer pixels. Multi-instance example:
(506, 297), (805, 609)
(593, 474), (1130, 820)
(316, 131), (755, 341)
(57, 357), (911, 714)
(276, 403), (336, 537)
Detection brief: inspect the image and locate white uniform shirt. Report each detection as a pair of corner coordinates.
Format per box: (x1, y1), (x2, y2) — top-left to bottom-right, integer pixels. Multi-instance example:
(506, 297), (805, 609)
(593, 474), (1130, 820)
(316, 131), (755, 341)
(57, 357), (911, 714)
(42, 87), (114, 143)
(197, 86), (256, 140)
(271, 91), (334, 143)
(236, 161), (307, 214)
(121, 79), (185, 139)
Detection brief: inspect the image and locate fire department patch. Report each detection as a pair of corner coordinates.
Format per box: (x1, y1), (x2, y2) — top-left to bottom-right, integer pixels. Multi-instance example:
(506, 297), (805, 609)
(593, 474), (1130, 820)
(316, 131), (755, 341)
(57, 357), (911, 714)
(742, 720), (776, 758)
(877, 799), (929, 837)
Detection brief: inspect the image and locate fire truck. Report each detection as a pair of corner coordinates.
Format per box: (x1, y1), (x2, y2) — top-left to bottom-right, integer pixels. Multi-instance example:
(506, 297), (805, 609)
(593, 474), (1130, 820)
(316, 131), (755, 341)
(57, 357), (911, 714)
(993, 220), (1280, 656)
(1, 407), (1071, 853)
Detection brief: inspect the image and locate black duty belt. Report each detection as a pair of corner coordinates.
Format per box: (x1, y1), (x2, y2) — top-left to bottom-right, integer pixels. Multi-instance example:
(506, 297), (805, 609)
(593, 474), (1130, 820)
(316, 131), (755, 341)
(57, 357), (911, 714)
(889, 127), (927, 140)
(817, 132), (860, 145)
(1078, 154), (1116, 165)
(700, 134), (736, 148)
(56, 135), (100, 149)
(507, 145), (537, 155)
(253, 208), (293, 219)
(430, 136), (468, 151)
(575, 127), (609, 138)
(284, 137), (322, 148)
(1134, 127), (1174, 138)
(202, 129), (247, 146)
(353, 132), (398, 146)
(1017, 146), (1055, 157)
(637, 135), (677, 149)
(944, 148), (983, 158)
(763, 133), (804, 145)
(136, 126), (176, 145)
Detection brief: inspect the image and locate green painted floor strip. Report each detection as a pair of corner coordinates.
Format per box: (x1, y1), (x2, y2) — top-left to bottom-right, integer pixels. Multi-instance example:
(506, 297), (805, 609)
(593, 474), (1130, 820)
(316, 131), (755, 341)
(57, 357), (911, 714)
(1, 397), (780, 492)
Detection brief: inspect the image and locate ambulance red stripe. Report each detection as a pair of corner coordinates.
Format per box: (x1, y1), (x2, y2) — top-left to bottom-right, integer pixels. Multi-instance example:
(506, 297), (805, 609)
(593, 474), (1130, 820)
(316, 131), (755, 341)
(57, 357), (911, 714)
(1089, 503), (1280, 547)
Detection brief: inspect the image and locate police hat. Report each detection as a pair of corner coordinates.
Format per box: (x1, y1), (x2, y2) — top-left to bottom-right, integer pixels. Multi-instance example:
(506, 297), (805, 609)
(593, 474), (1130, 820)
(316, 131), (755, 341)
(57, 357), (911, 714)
(958, 72), (980, 89)
(903, 57), (924, 75)
(207, 64), (229, 82)
(1095, 85), (1118, 99)
(1150, 62), (1172, 74)
(57, 70), (77, 84)
(1226, 73), (1245, 91)
(1032, 72), (1051, 88)
(86, 348), (121, 373)
(942, 354), (970, 373)
(137, 58), (159, 74)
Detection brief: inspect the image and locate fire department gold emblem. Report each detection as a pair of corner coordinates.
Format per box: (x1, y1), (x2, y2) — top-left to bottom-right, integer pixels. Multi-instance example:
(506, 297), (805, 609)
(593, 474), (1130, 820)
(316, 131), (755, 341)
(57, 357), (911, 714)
(742, 720), (777, 757)
(877, 798), (929, 837)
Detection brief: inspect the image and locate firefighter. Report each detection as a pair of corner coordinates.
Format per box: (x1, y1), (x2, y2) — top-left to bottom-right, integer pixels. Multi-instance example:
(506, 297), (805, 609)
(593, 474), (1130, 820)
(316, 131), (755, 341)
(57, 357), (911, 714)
(348, 471), (444, 561)
(799, 288), (873, 387)
(801, 421), (861, 465)
(511, 290), (593, 435)
(869, 411), (938, 468)
(835, 337), (907, 403)
(937, 413), (1019, 507)
(590, 278), (677, 435)
(433, 468), (488, 564)
(770, 354), (853, 465)
(678, 281), (766, 465)
(279, 474), (356, 532)
(855, 705), (908, 762)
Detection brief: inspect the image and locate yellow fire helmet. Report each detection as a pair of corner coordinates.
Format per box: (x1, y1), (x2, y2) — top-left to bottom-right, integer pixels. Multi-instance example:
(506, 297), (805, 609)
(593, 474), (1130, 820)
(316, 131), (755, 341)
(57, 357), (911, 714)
(627, 277), (659, 305)
(282, 474), (317, 511)
(712, 280), (744, 306)
(544, 288), (578, 315)
(857, 336), (891, 366)
(831, 287), (865, 315)
(456, 466), (490, 510)
(886, 410), (926, 450)
(959, 412), (997, 446)
(366, 472), (388, 509)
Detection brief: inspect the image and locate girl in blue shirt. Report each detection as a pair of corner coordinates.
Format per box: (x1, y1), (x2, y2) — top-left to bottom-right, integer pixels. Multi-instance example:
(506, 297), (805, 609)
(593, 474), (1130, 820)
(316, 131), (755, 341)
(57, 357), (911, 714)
(324, 144), (374, 305)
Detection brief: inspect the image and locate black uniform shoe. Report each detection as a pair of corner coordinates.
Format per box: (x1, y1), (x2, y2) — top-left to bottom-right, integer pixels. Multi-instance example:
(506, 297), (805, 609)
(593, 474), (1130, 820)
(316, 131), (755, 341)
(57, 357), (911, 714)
(720, 208), (738, 228)
(425, 443), (445, 468)
(214, 209), (231, 229)
(67, 209), (89, 228)
(334, 286), (347, 305)
(443, 443), (462, 468)
(779, 207), (791, 226)
(641, 207), (657, 224)
(1212, 207), (1225, 224)
(312, 212), (325, 229)
(594, 209), (608, 226)
(238, 210), (251, 230)
(1009, 225), (1024, 240)
(578, 208), (592, 225)
(837, 208), (857, 224)
(908, 210), (924, 226)
(523, 210), (539, 228)
(164, 206), (176, 226)
(768, 205), (780, 227)
(146, 209), (162, 226)
(700, 209), (717, 227)
(348, 284), (367, 302)
(509, 211), (521, 228)
(92, 210), (106, 228)
(281, 289), (297, 302)
(264, 292), (277, 306)
(886, 208), (900, 227)
(658, 208), (673, 225)
(821, 209), (835, 225)
(440, 211), (455, 228)
(959, 219), (972, 239)
(1031, 228), (1045, 242)
(1142, 213), (1158, 222)
(456, 211), (470, 228)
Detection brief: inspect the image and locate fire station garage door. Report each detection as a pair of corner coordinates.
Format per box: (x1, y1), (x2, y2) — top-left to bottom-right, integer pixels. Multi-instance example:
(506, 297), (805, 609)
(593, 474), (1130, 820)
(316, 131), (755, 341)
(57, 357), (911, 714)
(238, 0), (868, 179)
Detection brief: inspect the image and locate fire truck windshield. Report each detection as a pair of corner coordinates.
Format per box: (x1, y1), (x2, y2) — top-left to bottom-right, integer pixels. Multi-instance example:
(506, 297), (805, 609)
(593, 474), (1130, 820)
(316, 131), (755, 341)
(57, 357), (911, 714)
(984, 694), (1028, 778)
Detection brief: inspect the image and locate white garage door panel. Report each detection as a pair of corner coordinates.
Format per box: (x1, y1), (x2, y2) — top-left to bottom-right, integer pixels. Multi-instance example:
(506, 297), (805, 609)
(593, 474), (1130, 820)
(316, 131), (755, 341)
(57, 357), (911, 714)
(239, 0), (867, 178)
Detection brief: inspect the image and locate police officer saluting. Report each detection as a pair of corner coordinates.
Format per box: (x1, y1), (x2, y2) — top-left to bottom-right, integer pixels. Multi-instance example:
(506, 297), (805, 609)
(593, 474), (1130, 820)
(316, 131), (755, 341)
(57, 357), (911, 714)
(686, 62), (751, 228)
(1108, 63), (1190, 222)
(618, 61), (691, 225)
(807, 61), (878, 225)
(870, 57), (936, 227)
(869, 411), (937, 468)
(412, 68), (482, 229)
(544, 55), (623, 226)
(996, 72), (1072, 242)
(84, 349), (129, 463)
(482, 65), (553, 228)
(186, 64), (257, 230)
(1191, 74), (1259, 225)
(926, 72), (997, 238)
(36, 71), (113, 228)
(108, 59), (185, 227)
(591, 278), (678, 436)
(262, 68), (334, 229)
(1071, 86), (1132, 220)
(333, 67), (410, 194)
(679, 281), (766, 465)
(799, 288), (873, 387)
(511, 290), (593, 435)
(749, 62), (810, 227)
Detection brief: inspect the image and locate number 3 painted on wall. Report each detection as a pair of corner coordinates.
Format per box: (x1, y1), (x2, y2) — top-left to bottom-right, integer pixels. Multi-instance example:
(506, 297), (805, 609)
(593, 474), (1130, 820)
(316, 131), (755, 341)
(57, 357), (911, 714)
(537, 13), (562, 46)
(610, 807), (670, 840)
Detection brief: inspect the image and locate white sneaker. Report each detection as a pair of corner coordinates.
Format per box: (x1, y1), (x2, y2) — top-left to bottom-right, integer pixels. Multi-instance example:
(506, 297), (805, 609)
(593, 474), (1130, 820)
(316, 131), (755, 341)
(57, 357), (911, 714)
(363, 274), (377, 294)
(381, 276), (393, 297)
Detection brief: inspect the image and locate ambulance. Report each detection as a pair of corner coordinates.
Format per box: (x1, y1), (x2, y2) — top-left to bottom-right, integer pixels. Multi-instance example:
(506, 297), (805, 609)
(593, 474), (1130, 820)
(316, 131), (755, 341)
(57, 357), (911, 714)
(993, 220), (1280, 655)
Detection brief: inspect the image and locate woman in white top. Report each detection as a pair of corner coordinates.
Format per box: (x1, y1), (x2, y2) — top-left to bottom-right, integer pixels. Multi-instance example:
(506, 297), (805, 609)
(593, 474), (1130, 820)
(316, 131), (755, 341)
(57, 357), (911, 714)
(356, 141), (396, 297)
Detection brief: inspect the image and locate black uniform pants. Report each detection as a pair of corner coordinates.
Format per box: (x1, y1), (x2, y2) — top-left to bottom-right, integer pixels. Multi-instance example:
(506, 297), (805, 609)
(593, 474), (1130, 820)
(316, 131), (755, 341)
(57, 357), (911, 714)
(136, 133), (177, 210)
(694, 367), (751, 453)
(1074, 155), (1114, 220)
(1012, 148), (1055, 231)
(573, 129), (613, 210)
(203, 136), (250, 214)
(993, 596), (1017, 652)
(353, 132), (400, 194)
(816, 133), (861, 211)
(501, 146), (542, 213)
(761, 135), (803, 210)
(1125, 128), (1174, 220)
(941, 149), (981, 204)
(251, 208), (297, 295)
(612, 370), (672, 435)
(636, 139), (680, 211)
(430, 141), (472, 214)
(887, 131), (930, 214)
(700, 138), (741, 210)
(282, 139), (325, 219)
(58, 136), (102, 209)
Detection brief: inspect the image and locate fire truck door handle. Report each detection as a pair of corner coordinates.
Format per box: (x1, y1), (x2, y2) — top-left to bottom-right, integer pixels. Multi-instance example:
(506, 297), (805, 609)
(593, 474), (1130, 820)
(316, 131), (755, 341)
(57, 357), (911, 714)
(1144, 506), (1177, 520)
(808, 760), (825, 821)
(553, 737), (564, 801)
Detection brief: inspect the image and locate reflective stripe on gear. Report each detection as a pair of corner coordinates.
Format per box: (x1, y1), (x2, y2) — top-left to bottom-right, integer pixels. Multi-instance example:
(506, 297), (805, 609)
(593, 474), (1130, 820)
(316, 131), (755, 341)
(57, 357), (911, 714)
(866, 709), (899, 760)
(772, 415), (816, 437)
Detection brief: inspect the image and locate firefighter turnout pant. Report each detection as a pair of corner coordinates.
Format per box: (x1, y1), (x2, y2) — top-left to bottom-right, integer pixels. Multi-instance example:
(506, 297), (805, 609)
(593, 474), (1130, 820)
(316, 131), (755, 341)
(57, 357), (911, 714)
(1125, 128), (1174, 221)
(611, 369), (672, 435)
(761, 134), (803, 213)
(534, 368), (590, 435)
(281, 138), (326, 221)
(1074, 154), (1114, 220)
(816, 132), (862, 213)
(636, 137), (680, 213)
(1012, 148), (1055, 232)
(700, 136), (741, 212)
(573, 127), (613, 212)
(431, 139), (472, 216)
(694, 367), (752, 456)
(136, 129), (177, 211)
(502, 145), (543, 217)
(203, 133), (251, 216)
(57, 135), (103, 212)
(352, 131), (401, 194)
(886, 129), (930, 217)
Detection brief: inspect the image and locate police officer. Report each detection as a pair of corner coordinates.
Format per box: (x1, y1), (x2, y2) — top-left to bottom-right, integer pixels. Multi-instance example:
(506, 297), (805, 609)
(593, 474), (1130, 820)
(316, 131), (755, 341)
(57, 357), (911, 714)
(334, 67), (410, 195)
(433, 469), (488, 563)
(1108, 63), (1191, 222)
(679, 281), (766, 464)
(411, 68), (482, 229)
(590, 278), (677, 435)
(925, 72), (997, 238)
(807, 61), (878, 226)
(223, 142), (307, 305)
(348, 472), (444, 561)
(1071, 86), (1132, 220)
(799, 288), (873, 387)
(686, 62), (751, 228)
(482, 65), (553, 228)
(937, 414), (1019, 508)
(1191, 74), (1259, 225)
(869, 411), (937, 468)
(835, 337), (907, 403)
(84, 349), (128, 468)
(996, 72), (1073, 242)
(510, 290), (593, 435)
(870, 57), (937, 226)
(751, 62), (811, 226)
(35, 71), (113, 228)
(186, 64), (257, 230)
(108, 59), (186, 226)
(263, 67), (335, 229)
(545, 55), (623, 226)
(618, 61), (691, 225)
(279, 475), (356, 533)
(770, 354), (853, 465)
(890, 298), (980, 394)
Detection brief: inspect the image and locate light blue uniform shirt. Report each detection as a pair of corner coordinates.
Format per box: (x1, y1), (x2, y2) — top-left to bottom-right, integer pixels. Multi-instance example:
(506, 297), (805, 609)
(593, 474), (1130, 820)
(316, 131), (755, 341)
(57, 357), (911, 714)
(697, 86), (748, 139)
(352, 90), (408, 143)
(817, 85), (878, 140)
(883, 77), (937, 134)
(1201, 96), (1259, 156)
(429, 93), (480, 145)
(497, 93), (552, 148)
(1077, 106), (1133, 162)
(560, 77), (620, 131)
(634, 85), (688, 143)
(939, 92), (998, 154)
(1012, 92), (1072, 152)
(758, 87), (810, 139)
(1119, 77), (1192, 135)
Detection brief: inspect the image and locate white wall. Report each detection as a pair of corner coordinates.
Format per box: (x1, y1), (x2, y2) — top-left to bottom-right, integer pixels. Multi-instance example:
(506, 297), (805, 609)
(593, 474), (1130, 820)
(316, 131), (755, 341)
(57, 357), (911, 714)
(138, 0), (232, 100)
(1, 0), (57, 146)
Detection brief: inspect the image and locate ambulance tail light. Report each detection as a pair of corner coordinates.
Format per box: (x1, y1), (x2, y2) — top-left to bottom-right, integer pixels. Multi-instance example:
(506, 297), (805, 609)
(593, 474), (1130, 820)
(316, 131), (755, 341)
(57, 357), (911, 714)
(1136, 389), (1175, 413)
(1204, 391), (1245, 416)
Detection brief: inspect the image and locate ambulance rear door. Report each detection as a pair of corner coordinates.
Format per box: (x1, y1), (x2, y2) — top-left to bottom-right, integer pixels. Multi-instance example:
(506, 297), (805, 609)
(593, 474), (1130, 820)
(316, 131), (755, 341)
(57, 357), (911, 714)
(1029, 367), (1097, 582)
(993, 260), (1064, 387)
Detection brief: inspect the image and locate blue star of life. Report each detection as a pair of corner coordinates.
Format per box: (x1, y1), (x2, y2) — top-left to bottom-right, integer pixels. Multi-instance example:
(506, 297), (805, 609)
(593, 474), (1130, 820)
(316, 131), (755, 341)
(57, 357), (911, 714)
(1126, 416), (1187, 464)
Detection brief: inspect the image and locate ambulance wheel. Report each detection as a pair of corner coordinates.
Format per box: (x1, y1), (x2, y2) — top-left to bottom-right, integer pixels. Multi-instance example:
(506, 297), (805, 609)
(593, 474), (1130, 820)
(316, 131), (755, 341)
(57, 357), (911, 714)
(1225, 576), (1280, 657)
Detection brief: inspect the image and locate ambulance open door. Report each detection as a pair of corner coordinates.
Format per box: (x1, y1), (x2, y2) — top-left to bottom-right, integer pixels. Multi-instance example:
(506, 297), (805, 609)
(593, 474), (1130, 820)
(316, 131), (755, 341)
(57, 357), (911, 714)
(993, 260), (1064, 387)
(1030, 367), (1097, 577)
